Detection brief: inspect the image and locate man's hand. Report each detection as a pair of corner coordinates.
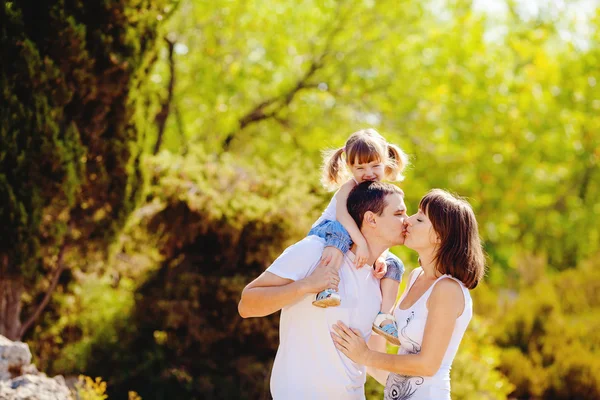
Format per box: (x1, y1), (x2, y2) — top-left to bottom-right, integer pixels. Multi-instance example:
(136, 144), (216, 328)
(373, 256), (388, 279)
(302, 258), (340, 293)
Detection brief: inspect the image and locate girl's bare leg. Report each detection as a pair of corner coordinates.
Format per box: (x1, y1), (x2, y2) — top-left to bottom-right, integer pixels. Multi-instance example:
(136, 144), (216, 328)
(380, 278), (400, 324)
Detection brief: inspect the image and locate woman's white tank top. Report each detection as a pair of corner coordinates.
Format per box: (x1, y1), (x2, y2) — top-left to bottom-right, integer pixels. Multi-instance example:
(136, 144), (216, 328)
(384, 267), (473, 400)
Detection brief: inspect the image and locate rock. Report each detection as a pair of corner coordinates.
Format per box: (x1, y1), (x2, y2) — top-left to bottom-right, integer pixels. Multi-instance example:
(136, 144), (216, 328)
(0, 374), (72, 400)
(0, 336), (72, 400)
(0, 362), (10, 382)
(21, 364), (38, 376)
(0, 336), (31, 379)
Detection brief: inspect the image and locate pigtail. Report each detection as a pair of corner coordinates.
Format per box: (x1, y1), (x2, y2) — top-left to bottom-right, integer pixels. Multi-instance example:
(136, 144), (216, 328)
(321, 147), (346, 190)
(385, 143), (410, 182)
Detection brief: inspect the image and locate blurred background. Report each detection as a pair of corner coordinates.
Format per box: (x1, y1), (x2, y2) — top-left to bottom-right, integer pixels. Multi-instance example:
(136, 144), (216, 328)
(2, 0), (600, 399)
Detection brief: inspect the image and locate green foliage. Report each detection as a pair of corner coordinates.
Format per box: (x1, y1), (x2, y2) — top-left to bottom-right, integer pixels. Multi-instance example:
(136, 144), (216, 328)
(155, 0), (600, 277)
(1, 0), (168, 281)
(493, 258), (600, 399)
(73, 375), (143, 400)
(35, 150), (325, 399)
(31, 274), (138, 375)
(365, 376), (385, 399)
(451, 317), (514, 400)
(8, 0), (600, 399)
(74, 376), (108, 400)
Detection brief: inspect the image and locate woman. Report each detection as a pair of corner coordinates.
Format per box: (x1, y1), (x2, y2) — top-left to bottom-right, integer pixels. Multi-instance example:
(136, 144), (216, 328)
(331, 189), (485, 399)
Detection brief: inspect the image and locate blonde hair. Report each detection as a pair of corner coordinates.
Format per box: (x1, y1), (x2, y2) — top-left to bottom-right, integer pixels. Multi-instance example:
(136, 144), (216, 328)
(321, 128), (409, 189)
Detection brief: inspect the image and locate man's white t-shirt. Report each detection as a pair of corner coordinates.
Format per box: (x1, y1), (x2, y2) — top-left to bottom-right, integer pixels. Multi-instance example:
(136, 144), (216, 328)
(266, 235), (382, 400)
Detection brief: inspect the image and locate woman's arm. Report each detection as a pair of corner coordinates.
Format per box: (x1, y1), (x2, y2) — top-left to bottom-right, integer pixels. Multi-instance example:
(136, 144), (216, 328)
(366, 333), (390, 385)
(332, 278), (465, 376)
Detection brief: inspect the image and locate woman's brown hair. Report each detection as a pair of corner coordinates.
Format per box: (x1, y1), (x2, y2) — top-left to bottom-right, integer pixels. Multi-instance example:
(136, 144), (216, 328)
(420, 189), (485, 289)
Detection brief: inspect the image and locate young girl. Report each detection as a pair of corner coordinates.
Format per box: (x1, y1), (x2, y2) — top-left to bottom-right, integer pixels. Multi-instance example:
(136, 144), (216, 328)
(308, 128), (409, 345)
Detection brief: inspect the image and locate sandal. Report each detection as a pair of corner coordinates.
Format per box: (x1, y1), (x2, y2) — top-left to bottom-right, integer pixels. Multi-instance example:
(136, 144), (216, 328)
(372, 312), (400, 345)
(312, 288), (341, 308)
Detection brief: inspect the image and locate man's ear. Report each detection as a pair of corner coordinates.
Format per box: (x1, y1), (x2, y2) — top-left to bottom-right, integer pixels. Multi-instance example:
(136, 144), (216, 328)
(363, 211), (377, 227)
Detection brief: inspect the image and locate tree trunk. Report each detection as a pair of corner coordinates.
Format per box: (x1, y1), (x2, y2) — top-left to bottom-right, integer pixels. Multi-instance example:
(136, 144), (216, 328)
(0, 256), (23, 341)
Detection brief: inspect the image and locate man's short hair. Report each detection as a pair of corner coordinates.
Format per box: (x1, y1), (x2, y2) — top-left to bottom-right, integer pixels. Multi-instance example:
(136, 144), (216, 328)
(347, 181), (404, 229)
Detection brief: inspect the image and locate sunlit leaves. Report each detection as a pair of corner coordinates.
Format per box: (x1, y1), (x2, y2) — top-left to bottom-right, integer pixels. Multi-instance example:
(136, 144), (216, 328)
(155, 0), (600, 273)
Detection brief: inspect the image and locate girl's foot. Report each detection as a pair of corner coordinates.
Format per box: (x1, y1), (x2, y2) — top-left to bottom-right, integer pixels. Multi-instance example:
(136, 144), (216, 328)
(372, 312), (400, 345)
(312, 288), (341, 308)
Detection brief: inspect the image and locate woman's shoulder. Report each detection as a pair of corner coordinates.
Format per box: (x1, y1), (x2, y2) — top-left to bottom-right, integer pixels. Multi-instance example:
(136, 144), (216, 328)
(433, 277), (464, 295)
(428, 276), (469, 316)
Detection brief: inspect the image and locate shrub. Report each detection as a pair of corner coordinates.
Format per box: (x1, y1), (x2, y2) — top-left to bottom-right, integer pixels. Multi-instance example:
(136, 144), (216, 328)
(496, 347), (547, 398)
(74, 376), (108, 400)
(39, 151), (325, 400)
(492, 257), (600, 399)
(545, 343), (600, 400)
(450, 317), (514, 400)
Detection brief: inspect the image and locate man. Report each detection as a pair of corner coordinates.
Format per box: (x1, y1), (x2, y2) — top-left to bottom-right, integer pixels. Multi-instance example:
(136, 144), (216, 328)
(238, 181), (407, 399)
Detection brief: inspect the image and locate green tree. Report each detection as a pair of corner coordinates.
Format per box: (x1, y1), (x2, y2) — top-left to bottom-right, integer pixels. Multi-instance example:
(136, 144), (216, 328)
(156, 0), (600, 276)
(11, 1), (600, 399)
(31, 151), (326, 399)
(0, 0), (169, 340)
(492, 258), (600, 399)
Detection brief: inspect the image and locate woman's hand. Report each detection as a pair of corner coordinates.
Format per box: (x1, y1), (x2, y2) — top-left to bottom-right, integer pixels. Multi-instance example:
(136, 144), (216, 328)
(331, 321), (372, 365)
(373, 255), (388, 279)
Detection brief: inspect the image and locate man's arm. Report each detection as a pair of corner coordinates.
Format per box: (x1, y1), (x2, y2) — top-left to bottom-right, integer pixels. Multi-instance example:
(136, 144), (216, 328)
(238, 254), (340, 318)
